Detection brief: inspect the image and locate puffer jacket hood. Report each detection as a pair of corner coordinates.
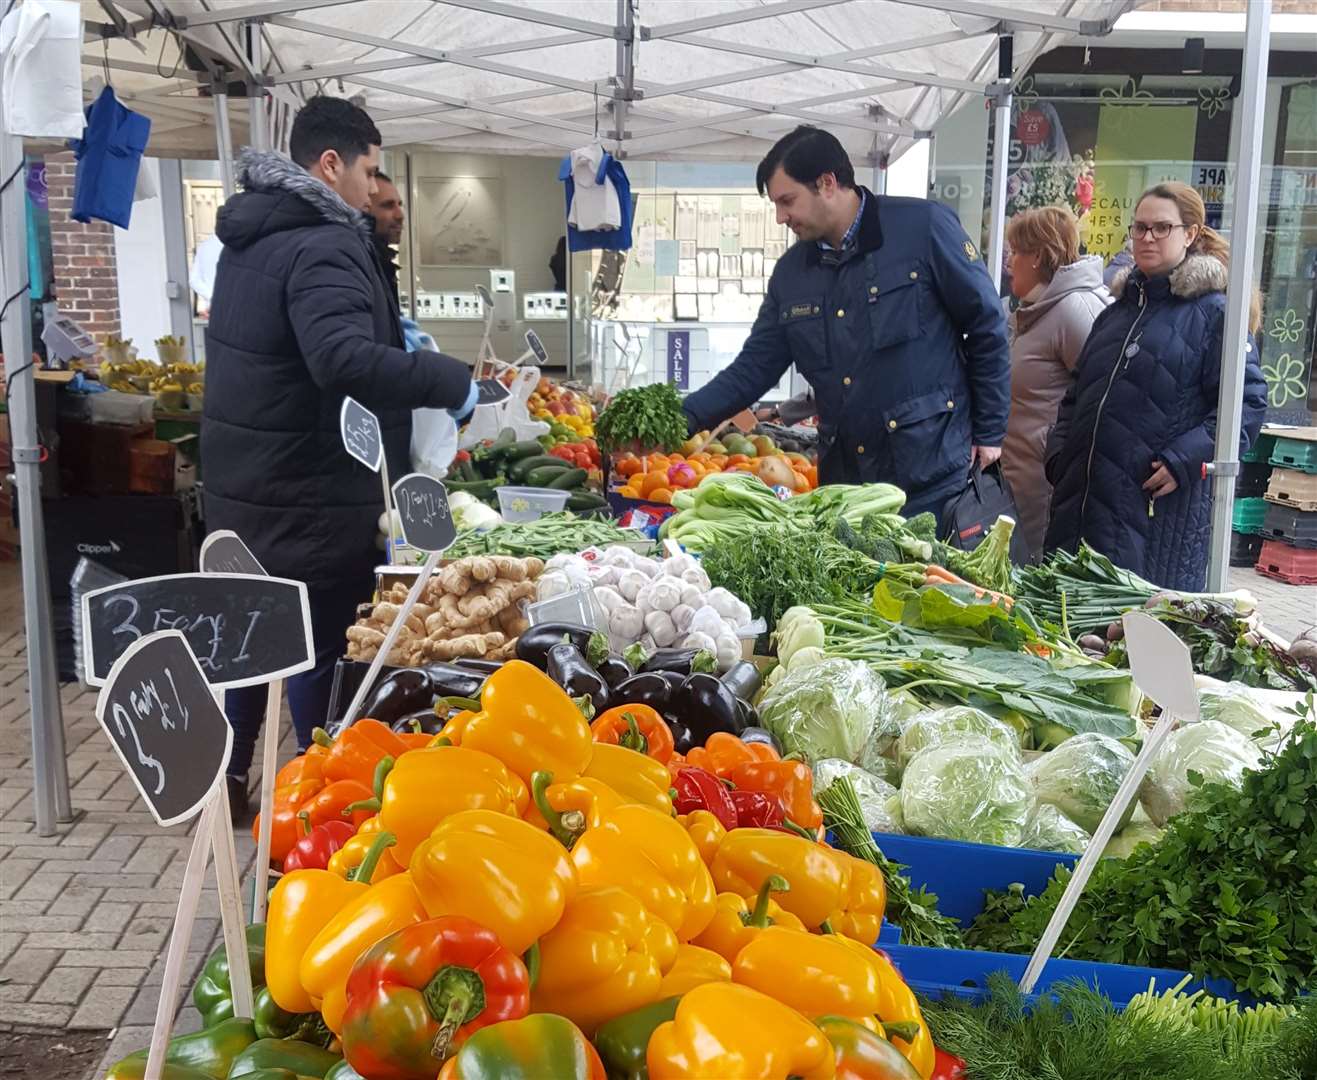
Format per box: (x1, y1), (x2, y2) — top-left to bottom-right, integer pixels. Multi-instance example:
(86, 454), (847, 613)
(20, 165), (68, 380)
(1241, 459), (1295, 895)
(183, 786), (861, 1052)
(1014, 255), (1107, 334)
(216, 149), (373, 251)
(1108, 252), (1229, 305)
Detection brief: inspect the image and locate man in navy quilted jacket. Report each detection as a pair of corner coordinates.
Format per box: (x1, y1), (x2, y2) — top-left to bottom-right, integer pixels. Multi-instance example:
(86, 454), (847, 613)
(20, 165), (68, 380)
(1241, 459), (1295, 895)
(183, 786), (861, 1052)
(202, 96), (476, 817)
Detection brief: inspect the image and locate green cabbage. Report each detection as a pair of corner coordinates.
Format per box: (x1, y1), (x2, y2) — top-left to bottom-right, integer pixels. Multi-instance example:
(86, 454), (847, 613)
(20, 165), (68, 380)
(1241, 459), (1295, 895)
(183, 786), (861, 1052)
(1020, 803), (1090, 854)
(896, 706), (1020, 773)
(1026, 732), (1136, 834)
(899, 735), (1033, 847)
(759, 658), (888, 765)
(813, 759), (900, 834)
(1102, 818), (1164, 860)
(1140, 720), (1265, 827)
(1197, 681), (1295, 743)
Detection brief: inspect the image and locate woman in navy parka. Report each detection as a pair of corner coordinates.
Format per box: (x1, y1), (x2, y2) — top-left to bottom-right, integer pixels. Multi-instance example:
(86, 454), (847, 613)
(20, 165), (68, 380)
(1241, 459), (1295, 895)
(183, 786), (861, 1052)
(1044, 182), (1268, 591)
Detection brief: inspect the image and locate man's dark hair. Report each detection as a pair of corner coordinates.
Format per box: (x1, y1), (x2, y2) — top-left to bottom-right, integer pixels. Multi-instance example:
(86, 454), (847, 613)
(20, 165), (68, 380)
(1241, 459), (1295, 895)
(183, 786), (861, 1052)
(375, 171), (393, 186)
(289, 96), (381, 170)
(755, 125), (855, 195)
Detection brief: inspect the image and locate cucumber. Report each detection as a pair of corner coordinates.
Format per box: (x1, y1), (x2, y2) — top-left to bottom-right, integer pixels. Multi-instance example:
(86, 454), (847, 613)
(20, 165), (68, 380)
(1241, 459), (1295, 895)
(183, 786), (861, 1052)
(526, 464), (574, 487)
(567, 491), (609, 511)
(505, 440), (548, 461)
(509, 455), (569, 482)
(445, 476), (504, 497)
(456, 458), (477, 482)
(547, 468), (588, 490)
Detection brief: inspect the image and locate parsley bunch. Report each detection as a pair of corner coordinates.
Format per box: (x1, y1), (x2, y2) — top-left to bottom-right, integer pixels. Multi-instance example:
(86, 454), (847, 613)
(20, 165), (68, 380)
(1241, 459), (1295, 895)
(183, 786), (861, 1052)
(595, 382), (688, 455)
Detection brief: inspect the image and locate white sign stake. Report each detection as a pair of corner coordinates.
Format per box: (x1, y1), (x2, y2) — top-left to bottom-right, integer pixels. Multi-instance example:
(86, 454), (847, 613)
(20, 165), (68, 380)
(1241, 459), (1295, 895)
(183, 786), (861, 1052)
(211, 689), (254, 1018)
(1019, 611), (1198, 994)
(379, 450), (400, 566)
(250, 680), (282, 924)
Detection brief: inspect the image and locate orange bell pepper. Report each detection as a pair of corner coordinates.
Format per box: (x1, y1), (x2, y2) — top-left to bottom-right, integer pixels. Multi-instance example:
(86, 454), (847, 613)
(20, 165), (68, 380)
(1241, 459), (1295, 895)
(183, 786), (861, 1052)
(726, 759), (823, 831)
(273, 744), (328, 788)
(525, 771), (629, 845)
(313, 718), (409, 787)
(592, 705), (675, 765)
(256, 776), (376, 863)
(691, 876), (804, 963)
(326, 815), (404, 882)
(684, 732), (778, 777)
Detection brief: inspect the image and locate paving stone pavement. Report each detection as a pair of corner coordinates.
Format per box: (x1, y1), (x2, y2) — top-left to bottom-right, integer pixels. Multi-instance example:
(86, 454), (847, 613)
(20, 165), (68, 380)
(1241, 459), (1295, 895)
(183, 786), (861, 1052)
(0, 561), (298, 1077)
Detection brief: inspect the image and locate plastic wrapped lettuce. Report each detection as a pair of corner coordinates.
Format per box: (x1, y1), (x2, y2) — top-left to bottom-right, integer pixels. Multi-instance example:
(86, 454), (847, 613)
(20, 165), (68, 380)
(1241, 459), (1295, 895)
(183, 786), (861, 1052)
(1197, 680), (1300, 745)
(1102, 817), (1164, 860)
(857, 688), (923, 784)
(1020, 803), (1090, 854)
(1139, 719), (1265, 827)
(759, 658), (889, 765)
(899, 735), (1033, 847)
(895, 706), (1021, 773)
(1026, 732), (1136, 834)
(813, 758), (900, 834)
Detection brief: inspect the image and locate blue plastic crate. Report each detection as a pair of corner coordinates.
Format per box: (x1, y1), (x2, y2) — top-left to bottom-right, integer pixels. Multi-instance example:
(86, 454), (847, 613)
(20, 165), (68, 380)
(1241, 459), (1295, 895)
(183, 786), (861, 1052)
(881, 943), (1248, 1008)
(877, 920), (902, 946)
(873, 832), (1078, 927)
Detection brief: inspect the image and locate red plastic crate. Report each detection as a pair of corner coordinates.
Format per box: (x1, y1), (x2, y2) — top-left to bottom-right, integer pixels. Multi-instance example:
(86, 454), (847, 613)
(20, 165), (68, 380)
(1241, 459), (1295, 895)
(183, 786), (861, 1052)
(1254, 539), (1317, 585)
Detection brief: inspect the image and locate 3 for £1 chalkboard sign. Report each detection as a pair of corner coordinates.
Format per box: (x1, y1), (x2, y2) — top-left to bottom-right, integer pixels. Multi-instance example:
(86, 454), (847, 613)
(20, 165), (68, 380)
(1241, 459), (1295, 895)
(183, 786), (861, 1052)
(95, 630), (233, 826)
(81, 572), (314, 689)
(390, 473), (456, 552)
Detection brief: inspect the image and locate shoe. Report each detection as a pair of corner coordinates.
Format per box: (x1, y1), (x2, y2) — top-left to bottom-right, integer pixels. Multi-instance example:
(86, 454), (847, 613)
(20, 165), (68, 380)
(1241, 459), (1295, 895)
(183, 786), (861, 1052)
(226, 774), (251, 823)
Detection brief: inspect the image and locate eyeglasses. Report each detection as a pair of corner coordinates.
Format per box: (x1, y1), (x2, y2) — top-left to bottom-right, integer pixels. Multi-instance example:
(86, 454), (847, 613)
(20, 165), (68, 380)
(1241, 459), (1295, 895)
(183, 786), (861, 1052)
(1129, 222), (1186, 240)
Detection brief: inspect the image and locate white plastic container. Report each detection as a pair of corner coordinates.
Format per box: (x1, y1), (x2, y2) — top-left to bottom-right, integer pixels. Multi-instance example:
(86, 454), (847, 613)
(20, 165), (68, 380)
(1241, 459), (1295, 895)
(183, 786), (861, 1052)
(497, 486), (571, 523)
(737, 618), (768, 659)
(525, 586), (608, 631)
(90, 389), (154, 425)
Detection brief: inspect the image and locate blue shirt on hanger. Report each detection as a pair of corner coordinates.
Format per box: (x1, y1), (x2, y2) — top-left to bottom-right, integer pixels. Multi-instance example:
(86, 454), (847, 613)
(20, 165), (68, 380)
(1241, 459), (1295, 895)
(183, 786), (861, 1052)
(69, 86), (151, 230)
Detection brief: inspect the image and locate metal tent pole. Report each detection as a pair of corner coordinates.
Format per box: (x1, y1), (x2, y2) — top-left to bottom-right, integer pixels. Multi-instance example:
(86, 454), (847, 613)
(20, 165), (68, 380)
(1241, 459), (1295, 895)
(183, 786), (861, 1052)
(213, 78), (237, 198)
(985, 36), (1013, 292)
(925, 131), (937, 197)
(1206, 0), (1271, 591)
(0, 96), (72, 836)
(246, 23), (269, 153)
(613, 0), (635, 153)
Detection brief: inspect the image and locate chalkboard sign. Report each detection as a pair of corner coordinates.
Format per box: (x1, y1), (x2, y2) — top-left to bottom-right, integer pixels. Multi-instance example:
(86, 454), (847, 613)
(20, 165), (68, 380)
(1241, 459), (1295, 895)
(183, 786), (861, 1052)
(95, 630), (233, 826)
(340, 396), (382, 472)
(82, 573), (314, 689)
(199, 531), (266, 576)
(525, 329), (548, 365)
(476, 378), (511, 406)
(391, 473), (456, 552)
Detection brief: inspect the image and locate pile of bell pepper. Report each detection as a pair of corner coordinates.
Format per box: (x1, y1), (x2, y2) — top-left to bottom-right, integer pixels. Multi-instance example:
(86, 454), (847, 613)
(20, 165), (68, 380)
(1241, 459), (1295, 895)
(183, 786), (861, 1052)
(109, 658), (970, 1080)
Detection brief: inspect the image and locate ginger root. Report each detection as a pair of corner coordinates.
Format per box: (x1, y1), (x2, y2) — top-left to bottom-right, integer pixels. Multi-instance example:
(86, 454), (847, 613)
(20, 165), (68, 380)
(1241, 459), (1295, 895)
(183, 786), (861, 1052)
(425, 631), (506, 661)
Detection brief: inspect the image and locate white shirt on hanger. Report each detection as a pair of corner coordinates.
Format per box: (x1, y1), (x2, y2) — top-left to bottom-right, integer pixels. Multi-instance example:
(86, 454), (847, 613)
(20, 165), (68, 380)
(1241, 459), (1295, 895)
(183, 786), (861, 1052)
(566, 142), (620, 232)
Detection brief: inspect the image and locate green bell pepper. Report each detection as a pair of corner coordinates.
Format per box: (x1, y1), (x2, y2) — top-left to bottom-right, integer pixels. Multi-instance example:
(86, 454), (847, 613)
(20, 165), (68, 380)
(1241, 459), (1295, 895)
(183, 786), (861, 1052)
(227, 1071), (319, 1080)
(123, 1018), (258, 1080)
(323, 1062), (366, 1080)
(252, 987), (333, 1044)
(593, 996), (681, 1080)
(104, 1062), (216, 1080)
(444, 1015), (603, 1079)
(193, 924), (267, 1027)
(226, 1039), (341, 1079)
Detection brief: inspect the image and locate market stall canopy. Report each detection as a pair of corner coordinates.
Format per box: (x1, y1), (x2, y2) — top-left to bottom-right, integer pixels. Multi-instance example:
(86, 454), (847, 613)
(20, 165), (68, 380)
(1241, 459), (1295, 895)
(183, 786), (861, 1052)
(85, 0), (1134, 162)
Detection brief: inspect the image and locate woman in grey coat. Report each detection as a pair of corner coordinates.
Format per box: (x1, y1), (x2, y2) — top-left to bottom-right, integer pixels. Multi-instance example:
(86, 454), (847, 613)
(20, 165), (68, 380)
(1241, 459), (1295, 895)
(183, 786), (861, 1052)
(1001, 207), (1111, 555)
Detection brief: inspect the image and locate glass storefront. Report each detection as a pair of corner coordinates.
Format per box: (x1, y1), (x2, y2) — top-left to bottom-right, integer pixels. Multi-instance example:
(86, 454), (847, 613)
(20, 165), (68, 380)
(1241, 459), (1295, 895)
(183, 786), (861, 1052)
(932, 47), (1317, 426)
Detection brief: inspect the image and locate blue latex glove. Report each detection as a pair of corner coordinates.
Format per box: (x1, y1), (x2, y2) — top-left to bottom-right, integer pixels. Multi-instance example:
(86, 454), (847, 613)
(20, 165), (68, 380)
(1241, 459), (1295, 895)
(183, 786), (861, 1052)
(400, 316), (437, 353)
(449, 380), (480, 423)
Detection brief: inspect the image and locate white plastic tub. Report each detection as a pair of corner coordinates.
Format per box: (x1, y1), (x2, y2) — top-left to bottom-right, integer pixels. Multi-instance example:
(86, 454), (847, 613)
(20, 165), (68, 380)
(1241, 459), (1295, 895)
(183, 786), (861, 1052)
(497, 486), (571, 522)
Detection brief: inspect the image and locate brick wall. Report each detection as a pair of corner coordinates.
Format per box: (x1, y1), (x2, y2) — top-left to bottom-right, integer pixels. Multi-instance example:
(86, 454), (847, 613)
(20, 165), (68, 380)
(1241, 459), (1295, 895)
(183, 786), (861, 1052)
(45, 151), (121, 344)
(1139, 0), (1317, 11)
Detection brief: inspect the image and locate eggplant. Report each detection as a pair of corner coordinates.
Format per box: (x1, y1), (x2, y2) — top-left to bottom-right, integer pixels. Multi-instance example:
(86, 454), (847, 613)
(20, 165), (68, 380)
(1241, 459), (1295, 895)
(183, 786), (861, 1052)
(515, 623), (598, 670)
(546, 643), (611, 712)
(656, 670), (688, 695)
(420, 662), (485, 700)
(720, 661), (762, 704)
(733, 696), (759, 731)
(356, 668), (433, 726)
(452, 658), (503, 676)
(669, 672), (743, 743)
(391, 708), (446, 736)
(641, 648), (718, 677)
(667, 716), (694, 755)
(739, 726), (782, 755)
(612, 672), (673, 713)
(596, 654), (635, 689)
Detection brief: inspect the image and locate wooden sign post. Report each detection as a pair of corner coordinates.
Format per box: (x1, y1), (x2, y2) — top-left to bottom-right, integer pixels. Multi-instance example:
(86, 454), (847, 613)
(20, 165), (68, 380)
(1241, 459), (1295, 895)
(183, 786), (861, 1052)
(93, 630), (236, 1077)
(331, 474), (457, 735)
(341, 395), (399, 563)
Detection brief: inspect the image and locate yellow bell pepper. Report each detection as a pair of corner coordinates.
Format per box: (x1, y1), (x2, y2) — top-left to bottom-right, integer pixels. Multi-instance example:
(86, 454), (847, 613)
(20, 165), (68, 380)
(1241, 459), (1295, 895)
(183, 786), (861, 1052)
(530, 885), (678, 1034)
(326, 815), (403, 881)
(582, 743), (673, 815)
(678, 810), (726, 865)
(732, 926), (885, 1022)
(410, 808), (577, 955)
(832, 935), (936, 1079)
(656, 944), (731, 997)
(833, 851), (887, 946)
(691, 876), (805, 963)
(523, 771), (628, 844)
(358, 745), (529, 864)
(460, 660), (594, 788)
(647, 982), (835, 1080)
(299, 872), (429, 1033)
(265, 831), (397, 1014)
(572, 804), (716, 942)
(710, 828), (848, 930)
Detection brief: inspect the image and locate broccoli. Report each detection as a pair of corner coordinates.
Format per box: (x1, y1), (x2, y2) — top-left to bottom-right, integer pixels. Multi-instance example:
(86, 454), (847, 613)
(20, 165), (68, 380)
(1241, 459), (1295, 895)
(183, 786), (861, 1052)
(834, 517), (867, 554)
(870, 537), (903, 565)
(903, 511), (939, 542)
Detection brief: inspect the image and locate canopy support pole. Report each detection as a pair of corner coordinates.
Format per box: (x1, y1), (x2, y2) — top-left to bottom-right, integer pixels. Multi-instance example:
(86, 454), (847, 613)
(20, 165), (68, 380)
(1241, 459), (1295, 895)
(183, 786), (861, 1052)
(0, 93), (72, 836)
(985, 36), (1013, 292)
(873, 153), (888, 195)
(246, 22), (269, 153)
(612, 0), (635, 153)
(1206, 0), (1271, 591)
(213, 79), (237, 198)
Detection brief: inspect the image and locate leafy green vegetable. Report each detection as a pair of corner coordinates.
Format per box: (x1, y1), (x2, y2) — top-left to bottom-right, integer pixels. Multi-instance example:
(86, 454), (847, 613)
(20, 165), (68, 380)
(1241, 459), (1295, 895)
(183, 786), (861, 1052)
(1027, 731), (1137, 834)
(1020, 803), (1090, 854)
(899, 734), (1033, 847)
(758, 657), (889, 764)
(895, 705), (1020, 773)
(965, 720), (1317, 1001)
(1140, 719), (1263, 827)
(595, 382), (688, 454)
(939, 514), (1017, 594)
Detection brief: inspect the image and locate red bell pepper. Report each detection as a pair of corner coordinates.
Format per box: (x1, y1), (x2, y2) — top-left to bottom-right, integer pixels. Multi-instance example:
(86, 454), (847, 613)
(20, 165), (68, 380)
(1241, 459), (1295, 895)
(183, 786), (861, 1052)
(282, 811), (357, 873)
(726, 759), (823, 832)
(728, 788), (784, 829)
(931, 1047), (968, 1080)
(341, 916), (530, 1080)
(671, 767), (737, 831)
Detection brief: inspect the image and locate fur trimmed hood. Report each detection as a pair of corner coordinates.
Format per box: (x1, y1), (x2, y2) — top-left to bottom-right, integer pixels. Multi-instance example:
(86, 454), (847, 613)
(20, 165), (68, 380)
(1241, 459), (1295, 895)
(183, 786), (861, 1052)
(1108, 252), (1228, 304)
(217, 149), (373, 251)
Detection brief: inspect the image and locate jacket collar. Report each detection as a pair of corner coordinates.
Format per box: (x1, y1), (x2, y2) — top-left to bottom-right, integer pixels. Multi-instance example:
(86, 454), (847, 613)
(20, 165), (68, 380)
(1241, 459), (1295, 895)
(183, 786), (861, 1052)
(805, 185), (882, 267)
(1109, 252), (1228, 304)
(235, 148), (373, 242)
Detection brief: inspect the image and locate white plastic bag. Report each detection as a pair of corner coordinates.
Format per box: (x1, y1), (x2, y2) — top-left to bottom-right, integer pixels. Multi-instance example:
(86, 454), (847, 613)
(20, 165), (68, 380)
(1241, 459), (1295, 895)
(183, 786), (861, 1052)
(410, 408), (458, 479)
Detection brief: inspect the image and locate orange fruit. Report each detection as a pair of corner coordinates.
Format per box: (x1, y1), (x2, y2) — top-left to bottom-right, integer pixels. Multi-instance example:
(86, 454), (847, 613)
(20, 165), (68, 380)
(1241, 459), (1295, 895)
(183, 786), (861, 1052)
(617, 485), (641, 499)
(641, 471), (670, 496)
(647, 487), (673, 505)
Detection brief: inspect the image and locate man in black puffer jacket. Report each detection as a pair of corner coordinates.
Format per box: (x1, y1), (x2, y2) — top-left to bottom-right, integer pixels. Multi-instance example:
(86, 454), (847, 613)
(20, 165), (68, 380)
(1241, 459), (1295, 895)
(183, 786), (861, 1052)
(202, 97), (475, 815)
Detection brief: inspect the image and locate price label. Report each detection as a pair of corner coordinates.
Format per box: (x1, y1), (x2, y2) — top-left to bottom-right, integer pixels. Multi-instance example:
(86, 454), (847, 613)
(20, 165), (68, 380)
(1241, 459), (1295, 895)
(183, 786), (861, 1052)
(476, 378), (512, 406)
(199, 530), (266, 576)
(525, 329), (548, 365)
(390, 472), (456, 553)
(95, 631), (233, 826)
(340, 396), (383, 472)
(82, 573), (314, 689)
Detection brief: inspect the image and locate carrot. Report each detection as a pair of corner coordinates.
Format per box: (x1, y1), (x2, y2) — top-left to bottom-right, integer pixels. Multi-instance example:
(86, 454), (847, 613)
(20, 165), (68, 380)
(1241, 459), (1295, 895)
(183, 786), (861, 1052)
(924, 563), (1015, 610)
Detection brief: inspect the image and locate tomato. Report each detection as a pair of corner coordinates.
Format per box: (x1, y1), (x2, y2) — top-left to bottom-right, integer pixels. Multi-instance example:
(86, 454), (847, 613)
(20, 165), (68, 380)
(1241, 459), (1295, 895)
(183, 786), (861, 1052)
(574, 451), (592, 469)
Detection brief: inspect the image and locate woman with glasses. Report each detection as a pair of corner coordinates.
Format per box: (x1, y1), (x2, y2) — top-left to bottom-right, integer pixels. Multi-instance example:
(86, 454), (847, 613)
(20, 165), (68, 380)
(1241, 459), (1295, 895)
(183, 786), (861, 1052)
(1042, 182), (1267, 590)
(1001, 206), (1111, 558)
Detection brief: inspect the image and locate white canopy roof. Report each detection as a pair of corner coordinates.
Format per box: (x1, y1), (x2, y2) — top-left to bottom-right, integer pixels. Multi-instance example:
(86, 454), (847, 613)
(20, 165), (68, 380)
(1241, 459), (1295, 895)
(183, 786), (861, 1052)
(88, 0), (1135, 162)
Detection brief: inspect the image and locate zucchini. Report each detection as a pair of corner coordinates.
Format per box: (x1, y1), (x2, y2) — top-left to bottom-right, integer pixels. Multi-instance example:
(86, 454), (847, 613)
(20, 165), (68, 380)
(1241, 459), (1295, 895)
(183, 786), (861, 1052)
(526, 464), (574, 486)
(509, 455), (569, 482)
(547, 468), (588, 490)
(505, 440), (548, 461)
(445, 476), (504, 497)
(566, 491), (609, 511)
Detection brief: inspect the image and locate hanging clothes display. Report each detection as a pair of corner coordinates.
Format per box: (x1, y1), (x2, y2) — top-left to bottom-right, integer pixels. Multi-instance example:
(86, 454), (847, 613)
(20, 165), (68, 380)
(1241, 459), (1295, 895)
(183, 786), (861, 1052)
(69, 85), (151, 229)
(559, 141), (633, 252)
